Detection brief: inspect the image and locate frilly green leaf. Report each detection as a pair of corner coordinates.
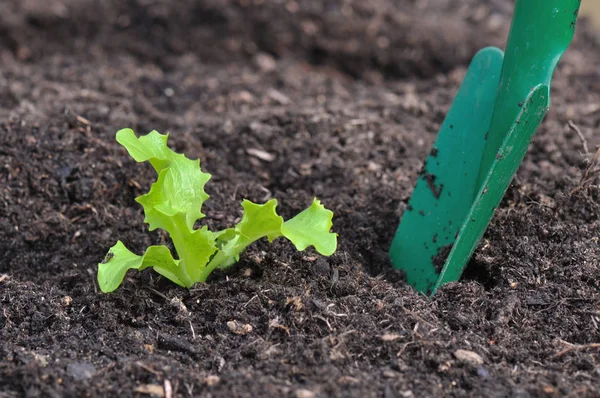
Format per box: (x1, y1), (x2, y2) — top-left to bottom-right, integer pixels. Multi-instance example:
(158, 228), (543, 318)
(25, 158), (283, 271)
(118, 129), (210, 231)
(281, 198), (337, 256)
(236, 199), (284, 244)
(97, 241), (187, 293)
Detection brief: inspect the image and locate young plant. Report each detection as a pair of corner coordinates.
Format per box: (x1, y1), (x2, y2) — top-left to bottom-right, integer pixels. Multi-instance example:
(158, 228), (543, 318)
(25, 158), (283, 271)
(98, 129), (338, 292)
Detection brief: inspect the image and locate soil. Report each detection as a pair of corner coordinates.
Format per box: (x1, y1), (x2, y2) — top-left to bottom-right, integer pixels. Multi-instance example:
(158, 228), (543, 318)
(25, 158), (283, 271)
(1, 1), (600, 397)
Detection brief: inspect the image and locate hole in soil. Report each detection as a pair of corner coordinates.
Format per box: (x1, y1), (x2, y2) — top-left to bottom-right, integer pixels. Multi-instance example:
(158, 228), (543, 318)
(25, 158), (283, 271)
(308, 46), (328, 66)
(461, 256), (502, 290)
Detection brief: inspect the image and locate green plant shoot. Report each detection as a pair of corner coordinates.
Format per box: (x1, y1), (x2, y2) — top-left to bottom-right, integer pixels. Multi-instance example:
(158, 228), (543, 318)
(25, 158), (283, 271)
(98, 129), (338, 292)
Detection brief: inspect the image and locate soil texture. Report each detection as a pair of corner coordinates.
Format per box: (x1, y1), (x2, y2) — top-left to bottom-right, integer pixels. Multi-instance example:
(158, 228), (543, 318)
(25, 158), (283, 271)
(1, 1), (600, 397)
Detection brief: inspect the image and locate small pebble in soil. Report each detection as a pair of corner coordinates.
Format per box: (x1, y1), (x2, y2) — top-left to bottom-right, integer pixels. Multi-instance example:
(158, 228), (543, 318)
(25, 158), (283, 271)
(454, 349), (484, 365)
(227, 320), (253, 335)
(382, 369), (397, 379)
(253, 52), (277, 72)
(338, 375), (360, 384)
(134, 384), (164, 396)
(380, 333), (403, 342)
(204, 375), (220, 386)
(295, 389), (316, 398)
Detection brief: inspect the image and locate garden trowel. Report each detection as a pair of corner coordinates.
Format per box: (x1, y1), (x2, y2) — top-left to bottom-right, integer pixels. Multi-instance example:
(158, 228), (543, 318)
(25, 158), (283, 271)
(389, 0), (581, 296)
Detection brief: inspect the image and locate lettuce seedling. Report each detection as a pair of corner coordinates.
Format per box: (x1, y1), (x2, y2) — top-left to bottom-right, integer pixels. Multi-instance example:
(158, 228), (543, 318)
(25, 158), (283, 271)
(98, 129), (338, 292)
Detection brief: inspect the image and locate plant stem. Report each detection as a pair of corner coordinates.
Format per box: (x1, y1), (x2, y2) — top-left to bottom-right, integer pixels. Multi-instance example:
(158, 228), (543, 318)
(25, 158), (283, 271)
(167, 218), (196, 287)
(197, 237), (256, 282)
(197, 250), (230, 282)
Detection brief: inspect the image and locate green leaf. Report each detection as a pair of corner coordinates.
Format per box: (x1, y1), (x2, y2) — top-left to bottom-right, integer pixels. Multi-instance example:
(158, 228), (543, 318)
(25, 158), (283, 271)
(207, 199), (285, 271)
(116, 129), (172, 172)
(211, 228), (237, 247)
(118, 129), (211, 231)
(235, 199), (284, 245)
(180, 226), (218, 281)
(214, 234), (242, 270)
(97, 241), (188, 293)
(281, 198), (337, 256)
(210, 198), (337, 272)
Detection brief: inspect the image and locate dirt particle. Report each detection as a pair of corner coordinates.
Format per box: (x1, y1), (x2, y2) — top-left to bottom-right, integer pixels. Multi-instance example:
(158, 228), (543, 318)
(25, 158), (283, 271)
(454, 349), (484, 365)
(101, 252), (114, 264)
(169, 297), (189, 316)
(438, 361), (452, 373)
(246, 148), (276, 162)
(382, 369), (397, 379)
(205, 375), (221, 386)
(134, 384), (165, 397)
(285, 296), (304, 311)
(381, 333), (403, 342)
(339, 375), (360, 384)
(61, 296), (72, 306)
(33, 353), (48, 367)
(312, 257), (330, 276)
(158, 335), (197, 355)
(227, 320), (253, 335)
(295, 389), (316, 398)
(432, 244), (453, 273)
(253, 52), (277, 72)
(423, 172), (443, 199)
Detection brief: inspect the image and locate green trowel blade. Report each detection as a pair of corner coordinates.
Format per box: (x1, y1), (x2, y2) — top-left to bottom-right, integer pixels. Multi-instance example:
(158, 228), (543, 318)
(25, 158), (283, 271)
(435, 84), (549, 294)
(390, 0), (580, 296)
(477, 0), (580, 185)
(389, 47), (504, 294)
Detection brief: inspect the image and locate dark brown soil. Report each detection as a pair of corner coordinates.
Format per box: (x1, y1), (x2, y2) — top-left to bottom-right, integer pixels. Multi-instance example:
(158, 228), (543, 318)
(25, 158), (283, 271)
(1, 1), (600, 397)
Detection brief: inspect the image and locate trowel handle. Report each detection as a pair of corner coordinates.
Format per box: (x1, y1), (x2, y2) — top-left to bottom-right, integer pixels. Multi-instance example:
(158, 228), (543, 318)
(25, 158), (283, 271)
(476, 0), (580, 186)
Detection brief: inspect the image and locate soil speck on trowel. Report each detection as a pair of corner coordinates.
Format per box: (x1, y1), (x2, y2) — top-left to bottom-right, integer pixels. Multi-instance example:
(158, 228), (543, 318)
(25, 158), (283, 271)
(432, 243), (453, 273)
(423, 172), (443, 199)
